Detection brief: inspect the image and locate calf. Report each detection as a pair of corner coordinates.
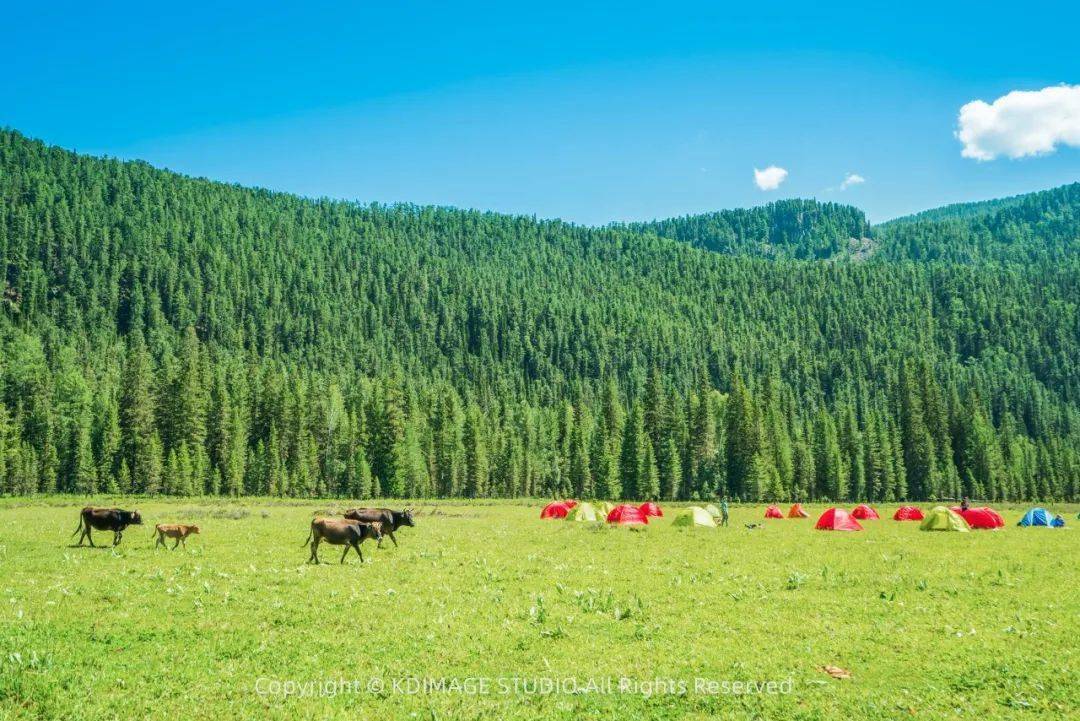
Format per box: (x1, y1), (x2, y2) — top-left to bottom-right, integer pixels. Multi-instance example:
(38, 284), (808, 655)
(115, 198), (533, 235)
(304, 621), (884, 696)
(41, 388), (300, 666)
(302, 518), (382, 564)
(342, 507), (414, 548)
(72, 506), (143, 547)
(152, 523), (200, 549)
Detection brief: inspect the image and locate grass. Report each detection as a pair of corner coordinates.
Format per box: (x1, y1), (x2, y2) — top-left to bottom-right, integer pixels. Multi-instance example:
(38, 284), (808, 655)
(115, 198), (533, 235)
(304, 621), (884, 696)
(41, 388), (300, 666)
(0, 497), (1077, 720)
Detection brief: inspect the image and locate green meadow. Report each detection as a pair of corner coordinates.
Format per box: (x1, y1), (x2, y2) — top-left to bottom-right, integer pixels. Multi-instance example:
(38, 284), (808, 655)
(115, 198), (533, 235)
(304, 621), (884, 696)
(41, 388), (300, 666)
(0, 498), (1076, 720)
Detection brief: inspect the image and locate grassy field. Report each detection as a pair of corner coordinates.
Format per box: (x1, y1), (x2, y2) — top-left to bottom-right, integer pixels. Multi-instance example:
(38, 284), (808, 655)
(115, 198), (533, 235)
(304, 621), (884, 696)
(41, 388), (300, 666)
(0, 498), (1076, 720)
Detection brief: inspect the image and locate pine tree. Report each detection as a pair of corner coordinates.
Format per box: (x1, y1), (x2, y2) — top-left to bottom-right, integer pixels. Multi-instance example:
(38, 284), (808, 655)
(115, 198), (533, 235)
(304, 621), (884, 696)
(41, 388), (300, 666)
(618, 404), (644, 500)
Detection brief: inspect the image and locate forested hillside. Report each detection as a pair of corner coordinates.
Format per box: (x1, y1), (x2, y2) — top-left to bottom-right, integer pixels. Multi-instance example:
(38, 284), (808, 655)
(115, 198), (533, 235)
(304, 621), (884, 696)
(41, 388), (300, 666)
(1, 129), (1077, 502)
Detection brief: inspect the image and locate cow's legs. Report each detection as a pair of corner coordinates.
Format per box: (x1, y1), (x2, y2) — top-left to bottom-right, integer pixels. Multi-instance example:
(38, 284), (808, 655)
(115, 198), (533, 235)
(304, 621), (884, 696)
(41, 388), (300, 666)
(86, 529), (96, 547)
(180, 537), (186, 548)
(155, 532), (164, 548)
(113, 531), (122, 546)
(172, 538), (180, 550)
(340, 545), (350, 564)
(353, 541), (364, 563)
(309, 539), (320, 564)
(388, 531), (398, 548)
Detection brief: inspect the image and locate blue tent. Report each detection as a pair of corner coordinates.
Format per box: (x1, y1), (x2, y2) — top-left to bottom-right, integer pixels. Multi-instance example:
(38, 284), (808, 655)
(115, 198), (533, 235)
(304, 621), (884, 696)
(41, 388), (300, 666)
(1051, 515), (1066, 528)
(1017, 508), (1053, 527)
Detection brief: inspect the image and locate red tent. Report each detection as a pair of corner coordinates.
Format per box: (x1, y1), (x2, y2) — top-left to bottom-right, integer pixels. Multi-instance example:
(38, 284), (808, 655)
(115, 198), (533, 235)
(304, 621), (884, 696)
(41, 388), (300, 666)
(815, 508), (863, 531)
(957, 507), (1005, 529)
(892, 506), (924, 521)
(540, 502), (571, 519)
(851, 504), (880, 520)
(788, 503), (810, 518)
(607, 504), (648, 525)
(563, 500), (578, 509)
(764, 505), (784, 519)
(638, 502), (664, 518)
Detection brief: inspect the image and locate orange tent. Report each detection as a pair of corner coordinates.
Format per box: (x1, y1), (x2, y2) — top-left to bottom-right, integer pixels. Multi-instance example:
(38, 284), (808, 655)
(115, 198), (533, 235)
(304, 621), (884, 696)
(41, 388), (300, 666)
(764, 505), (784, 519)
(788, 503), (809, 518)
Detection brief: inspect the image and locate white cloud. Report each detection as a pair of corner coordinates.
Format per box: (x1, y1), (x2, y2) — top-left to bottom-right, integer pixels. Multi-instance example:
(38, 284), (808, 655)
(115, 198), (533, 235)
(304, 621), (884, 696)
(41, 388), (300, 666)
(956, 84), (1080, 160)
(753, 165), (788, 191)
(840, 173), (866, 190)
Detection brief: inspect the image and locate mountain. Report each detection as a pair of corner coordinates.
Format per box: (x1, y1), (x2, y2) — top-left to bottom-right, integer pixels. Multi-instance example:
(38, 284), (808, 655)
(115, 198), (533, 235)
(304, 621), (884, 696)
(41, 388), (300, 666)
(0, 129), (1077, 502)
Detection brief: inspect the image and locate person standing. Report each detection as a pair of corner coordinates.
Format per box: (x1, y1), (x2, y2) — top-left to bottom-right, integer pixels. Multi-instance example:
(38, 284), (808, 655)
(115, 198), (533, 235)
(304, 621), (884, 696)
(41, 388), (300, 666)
(720, 497), (729, 527)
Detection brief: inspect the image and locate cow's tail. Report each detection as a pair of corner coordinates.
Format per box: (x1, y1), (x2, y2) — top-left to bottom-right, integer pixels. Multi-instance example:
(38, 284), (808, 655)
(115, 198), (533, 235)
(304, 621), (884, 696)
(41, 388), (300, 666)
(71, 513), (84, 537)
(300, 521), (315, 548)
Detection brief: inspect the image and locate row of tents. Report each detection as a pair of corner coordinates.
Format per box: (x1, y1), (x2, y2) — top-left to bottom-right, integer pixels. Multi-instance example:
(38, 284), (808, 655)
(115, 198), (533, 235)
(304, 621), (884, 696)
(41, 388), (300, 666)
(541, 500), (1069, 531)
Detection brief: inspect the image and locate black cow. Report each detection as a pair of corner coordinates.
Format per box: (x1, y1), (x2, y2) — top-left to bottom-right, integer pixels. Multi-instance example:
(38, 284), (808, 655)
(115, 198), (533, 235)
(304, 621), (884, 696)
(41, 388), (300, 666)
(72, 506), (143, 547)
(343, 507), (414, 548)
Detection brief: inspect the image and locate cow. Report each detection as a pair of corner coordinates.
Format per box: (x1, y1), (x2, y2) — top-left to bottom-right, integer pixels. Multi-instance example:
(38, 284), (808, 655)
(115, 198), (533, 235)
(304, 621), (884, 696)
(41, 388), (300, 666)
(342, 507), (415, 548)
(152, 523), (200, 549)
(302, 518), (382, 565)
(72, 507), (143, 547)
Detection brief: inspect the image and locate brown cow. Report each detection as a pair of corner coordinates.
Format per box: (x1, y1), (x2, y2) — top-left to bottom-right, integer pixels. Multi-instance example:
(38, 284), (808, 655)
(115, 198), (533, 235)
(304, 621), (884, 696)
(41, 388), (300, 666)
(342, 507), (414, 548)
(302, 518), (382, 565)
(152, 523), (200, 549)
(72, 507), (143, 547)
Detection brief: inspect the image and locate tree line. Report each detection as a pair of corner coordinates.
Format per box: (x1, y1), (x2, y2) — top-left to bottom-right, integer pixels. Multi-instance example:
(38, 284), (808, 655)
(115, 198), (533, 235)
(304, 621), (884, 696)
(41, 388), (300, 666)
(0, 129), (1077, 501)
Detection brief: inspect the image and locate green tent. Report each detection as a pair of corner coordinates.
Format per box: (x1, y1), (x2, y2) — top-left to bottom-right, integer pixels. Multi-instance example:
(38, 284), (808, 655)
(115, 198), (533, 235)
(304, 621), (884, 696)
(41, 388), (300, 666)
(704, 504), (722, 519)
(566, 502), (600, 522)
(594, 502), (615, 517)
(672, 506), (717, 528)
(920, 506), (970, 532)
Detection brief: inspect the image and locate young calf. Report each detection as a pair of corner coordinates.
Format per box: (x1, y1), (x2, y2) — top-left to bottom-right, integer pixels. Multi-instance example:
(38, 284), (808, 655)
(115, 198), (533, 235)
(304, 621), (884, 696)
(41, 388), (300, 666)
(302, 518), (382, 565)
(152, 523), (200, 549)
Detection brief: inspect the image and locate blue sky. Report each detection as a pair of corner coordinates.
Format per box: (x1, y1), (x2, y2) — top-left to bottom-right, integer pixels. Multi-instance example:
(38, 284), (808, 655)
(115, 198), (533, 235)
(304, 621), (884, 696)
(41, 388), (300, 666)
(4, 1), (1079, 224)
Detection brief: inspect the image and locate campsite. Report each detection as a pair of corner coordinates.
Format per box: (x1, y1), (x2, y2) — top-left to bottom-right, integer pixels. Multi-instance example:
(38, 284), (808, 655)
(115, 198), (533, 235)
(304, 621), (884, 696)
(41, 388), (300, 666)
(1, 496), (1076, 719)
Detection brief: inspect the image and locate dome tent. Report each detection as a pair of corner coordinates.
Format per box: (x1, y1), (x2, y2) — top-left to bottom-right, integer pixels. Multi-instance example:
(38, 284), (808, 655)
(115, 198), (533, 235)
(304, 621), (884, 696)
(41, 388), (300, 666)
(563, 500), (578, 509)
(955, 507), (1005, 529)
(566, 502), (600, 522)
(672, 506), (717, 528)
(1018, 508), (1053, 527)
(1051, 515), (1065, 528)
(594, 502), (615, 517)
(607, 504), (648, 526)
(704, 504), (722, 518)
(638, 502), (664, 518)
(920, 506), (969, 532)
(851, 504), (880, 520)
(893, 506), (924, 521)
(788, 503), (809, 518)
(814, 508), (863, 531)
(764, 505), (784, 519)
(540, 502), (571, 520)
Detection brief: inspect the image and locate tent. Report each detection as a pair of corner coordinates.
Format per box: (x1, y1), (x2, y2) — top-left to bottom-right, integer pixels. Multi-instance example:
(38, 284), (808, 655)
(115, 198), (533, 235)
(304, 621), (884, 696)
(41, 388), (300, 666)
(594, 502), (615, 517)
(957, 507), (1005, 529)
(814, 508), (863, 531)
(671, 506), (717, 528)
(562, 499), (578, 509)
(788, 503), (809, 518)
(851, 504), (880, 520)
(540, 501), (571, 520)
(704, 504), (722, 518)
(893, 506), (924, 521)
(638, 502), (664, 518)
(566, 502), (599, 522)
(1018, 507), (1053, 527)
(1051, 515), (1066, 528)
(764, 505), (784, 519)
(607, 504), (648, 526)
(920, 506), (969, 532)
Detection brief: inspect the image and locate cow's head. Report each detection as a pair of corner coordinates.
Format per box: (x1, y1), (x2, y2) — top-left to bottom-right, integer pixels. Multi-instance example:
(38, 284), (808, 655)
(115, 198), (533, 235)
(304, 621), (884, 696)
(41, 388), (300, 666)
(190, 525), (201, 534)
(130, 511), (143, 525)
(401, 508), (415, 527)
